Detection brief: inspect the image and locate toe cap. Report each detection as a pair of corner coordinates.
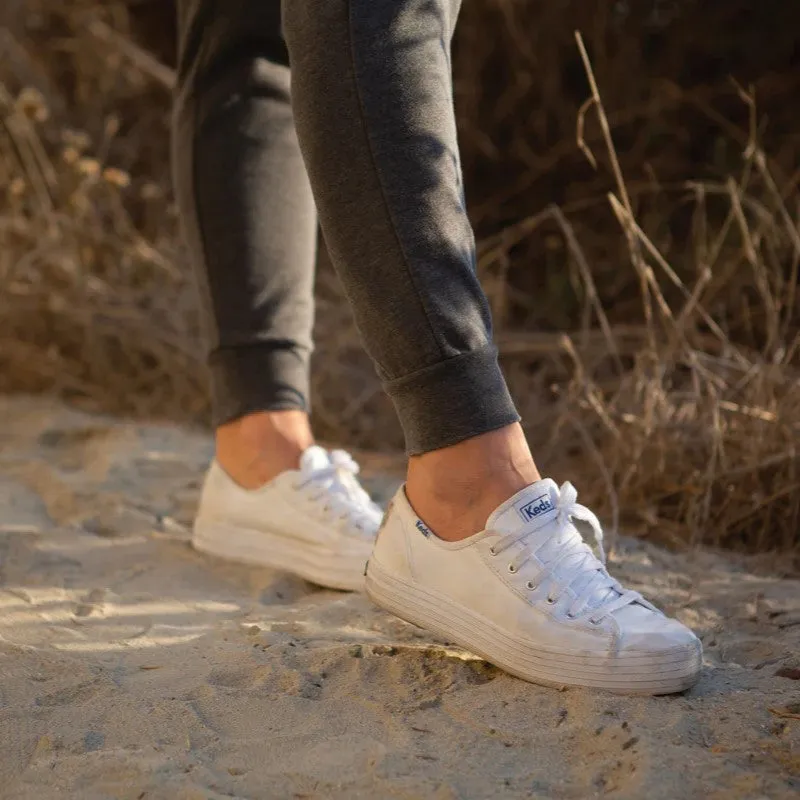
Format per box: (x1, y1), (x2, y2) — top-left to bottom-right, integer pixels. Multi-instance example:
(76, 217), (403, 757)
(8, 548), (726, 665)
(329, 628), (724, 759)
(615, 603), (701, 655)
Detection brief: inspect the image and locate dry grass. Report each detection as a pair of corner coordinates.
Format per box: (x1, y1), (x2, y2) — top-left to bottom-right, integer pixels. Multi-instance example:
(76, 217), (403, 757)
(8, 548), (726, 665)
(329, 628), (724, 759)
(0, 1), (797, 560)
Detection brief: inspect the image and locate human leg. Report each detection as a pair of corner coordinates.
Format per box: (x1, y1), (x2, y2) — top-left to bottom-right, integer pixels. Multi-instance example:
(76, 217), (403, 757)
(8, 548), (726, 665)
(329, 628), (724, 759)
(283, 0), (701, 690)
(173, 0), (316, 487)
(174, 0), (383, 589)
(282, 0), (541, 537)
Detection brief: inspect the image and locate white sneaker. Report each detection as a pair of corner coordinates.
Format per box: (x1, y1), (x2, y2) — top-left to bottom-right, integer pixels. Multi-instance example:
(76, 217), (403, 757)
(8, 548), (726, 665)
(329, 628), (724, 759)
(365, 479), (702, 694)
(193, 446), (383, 591)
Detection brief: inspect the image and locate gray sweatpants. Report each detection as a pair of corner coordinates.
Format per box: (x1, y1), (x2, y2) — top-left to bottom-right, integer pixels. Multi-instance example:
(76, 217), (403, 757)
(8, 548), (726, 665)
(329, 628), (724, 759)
(173, 0), (519, 454)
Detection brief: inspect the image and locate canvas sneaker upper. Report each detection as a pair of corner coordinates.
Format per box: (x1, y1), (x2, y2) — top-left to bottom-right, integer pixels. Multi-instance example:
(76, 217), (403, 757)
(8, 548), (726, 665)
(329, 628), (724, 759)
(366, 478), (702, 692)
(193, 446), (383, 590)
(291, 446), (384, 536)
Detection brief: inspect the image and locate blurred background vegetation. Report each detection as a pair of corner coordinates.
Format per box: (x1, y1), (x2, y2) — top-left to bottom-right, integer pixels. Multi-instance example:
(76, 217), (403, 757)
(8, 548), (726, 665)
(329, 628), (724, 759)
(0, 0), (798, 560)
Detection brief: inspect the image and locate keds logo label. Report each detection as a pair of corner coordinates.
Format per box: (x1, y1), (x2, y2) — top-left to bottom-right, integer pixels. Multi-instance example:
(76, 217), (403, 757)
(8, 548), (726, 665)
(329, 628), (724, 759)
(517, 493), (554, 523)
(415, 519), (432, 538)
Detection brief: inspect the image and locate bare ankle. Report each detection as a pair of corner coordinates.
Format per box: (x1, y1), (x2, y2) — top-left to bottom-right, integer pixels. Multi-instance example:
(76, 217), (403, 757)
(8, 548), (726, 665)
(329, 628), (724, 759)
(216, 410), (314, 489)
(405, 423), (541, 541)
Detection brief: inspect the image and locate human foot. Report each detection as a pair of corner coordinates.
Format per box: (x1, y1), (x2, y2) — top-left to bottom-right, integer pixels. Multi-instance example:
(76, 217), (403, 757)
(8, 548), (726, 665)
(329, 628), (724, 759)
(193, 446), (383, 590)
(365, 479), (702, 694)
(405, 423), (541, 541)
(215, 410), (314, 489)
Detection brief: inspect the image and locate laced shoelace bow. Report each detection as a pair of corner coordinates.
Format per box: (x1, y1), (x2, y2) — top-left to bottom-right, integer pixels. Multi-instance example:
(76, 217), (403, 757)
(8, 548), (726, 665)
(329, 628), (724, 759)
(489, 482), (653, 623)
(294, 449), (379, 533)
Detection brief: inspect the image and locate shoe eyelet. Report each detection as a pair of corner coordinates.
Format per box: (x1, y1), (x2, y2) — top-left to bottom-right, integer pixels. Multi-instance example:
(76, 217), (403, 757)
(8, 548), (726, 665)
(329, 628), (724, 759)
(566, 612), (576, 619)
(546, 596), (555, 605)
(525, 581), (536, 590)
(489, 545), (497, 556)
(507, 564), (517, 574)
(589, 617), (601, 626)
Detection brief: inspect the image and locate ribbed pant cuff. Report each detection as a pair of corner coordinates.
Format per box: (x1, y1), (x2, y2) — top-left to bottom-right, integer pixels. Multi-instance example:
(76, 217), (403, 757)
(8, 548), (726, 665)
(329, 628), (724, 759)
(384, 345), (520, 455)
(209, 344), (310, 427)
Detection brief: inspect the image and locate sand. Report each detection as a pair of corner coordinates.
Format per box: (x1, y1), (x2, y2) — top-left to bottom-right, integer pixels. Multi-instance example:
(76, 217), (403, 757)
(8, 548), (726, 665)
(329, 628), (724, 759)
(0, 395), (797, 800)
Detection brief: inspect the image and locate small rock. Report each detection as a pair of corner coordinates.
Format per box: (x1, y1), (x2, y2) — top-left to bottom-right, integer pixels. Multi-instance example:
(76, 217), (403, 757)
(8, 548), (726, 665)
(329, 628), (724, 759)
(775, 666), (800, 680)
(621, 736), (639, 751)
(83, 731), (104, 752)
(31, 735), (52, 760)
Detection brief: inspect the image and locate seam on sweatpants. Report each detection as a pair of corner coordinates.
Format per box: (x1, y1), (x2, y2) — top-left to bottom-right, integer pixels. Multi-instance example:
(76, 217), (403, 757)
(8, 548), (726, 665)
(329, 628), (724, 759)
(345, 0), (444, 368)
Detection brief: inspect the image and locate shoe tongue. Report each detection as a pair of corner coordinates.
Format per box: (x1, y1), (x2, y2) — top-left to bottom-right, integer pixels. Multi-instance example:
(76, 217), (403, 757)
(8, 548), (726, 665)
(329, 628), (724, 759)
(298, 446), (381, 527)
(486, 479), (560, 534)
(487, 479), (618, 611)
(300, 445), (331, 473)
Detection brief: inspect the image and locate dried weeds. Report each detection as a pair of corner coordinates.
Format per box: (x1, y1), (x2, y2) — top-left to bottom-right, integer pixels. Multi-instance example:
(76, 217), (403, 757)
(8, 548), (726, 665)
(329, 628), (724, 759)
(0, 1), (797, 558)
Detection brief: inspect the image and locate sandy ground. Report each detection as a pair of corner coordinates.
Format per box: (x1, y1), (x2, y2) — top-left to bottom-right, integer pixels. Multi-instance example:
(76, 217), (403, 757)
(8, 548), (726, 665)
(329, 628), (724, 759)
(0, 396), (798, 800)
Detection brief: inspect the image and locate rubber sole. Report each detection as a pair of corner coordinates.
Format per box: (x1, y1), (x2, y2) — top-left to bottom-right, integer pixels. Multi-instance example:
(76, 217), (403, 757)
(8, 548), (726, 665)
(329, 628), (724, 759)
(193, 518), (369, 592)
(365, 557), (702, 695)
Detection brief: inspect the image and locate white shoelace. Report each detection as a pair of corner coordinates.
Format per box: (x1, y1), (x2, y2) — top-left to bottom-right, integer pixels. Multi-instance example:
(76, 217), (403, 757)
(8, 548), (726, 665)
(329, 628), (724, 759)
(294, 449), (381, 534)
(490, 482), (653, 623)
